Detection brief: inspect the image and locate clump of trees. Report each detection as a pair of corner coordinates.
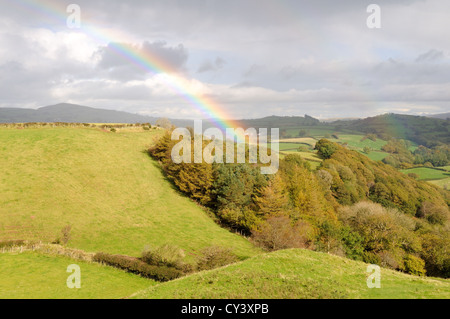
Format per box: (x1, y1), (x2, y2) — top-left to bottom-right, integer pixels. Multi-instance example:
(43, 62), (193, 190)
(149, 133), (450, 278)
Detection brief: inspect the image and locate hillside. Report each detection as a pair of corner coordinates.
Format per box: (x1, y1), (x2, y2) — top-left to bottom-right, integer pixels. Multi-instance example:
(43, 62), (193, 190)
(0, 251), (154, 299)
(132, 249), (450, 299)
(427, 113), (450, 120)
(0, 126), (258, 258)
(338, 113), (449, 147)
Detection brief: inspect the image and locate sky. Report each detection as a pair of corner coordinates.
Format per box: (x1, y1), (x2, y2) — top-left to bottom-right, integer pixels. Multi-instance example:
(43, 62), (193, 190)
(0, 0), (449, 120)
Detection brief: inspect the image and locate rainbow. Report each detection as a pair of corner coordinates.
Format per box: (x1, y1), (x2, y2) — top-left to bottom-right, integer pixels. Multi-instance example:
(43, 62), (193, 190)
(12, 0), (245, 136)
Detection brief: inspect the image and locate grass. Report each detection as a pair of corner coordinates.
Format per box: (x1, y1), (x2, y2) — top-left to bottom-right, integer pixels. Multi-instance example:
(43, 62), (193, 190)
(278, 142), (307, 151)
(278, 137), (317, 147)
(362, 150), (389, 162)
(0, 251), (154, 299)
(400, 167), (450, 181)
(429, 178), (450, 189)
(329, 134), (387, 151)
(0, 127), (259, 259)
(279, 150), (322, 170)
(132, 249), (450, 299)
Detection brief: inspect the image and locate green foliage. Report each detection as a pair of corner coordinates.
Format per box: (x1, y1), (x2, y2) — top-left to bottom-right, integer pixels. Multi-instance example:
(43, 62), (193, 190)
(403, 255), (426, 276)
(141, 244), (187, 270)
(195, 246), (238, 271)
(93, 252), (182, 282)
(315, 139), (338, 159)
(414, 145), (450, 167)
(0, 240), (26, 250)
(251, 216), (314, 251)
(338, 202), (427, 273)
(420, 232), (450, 278)
(343, 113), (450, 147)
(317, 140), (448, 216)
(418, 202), (449, 225)
(212, 164), (267, 232)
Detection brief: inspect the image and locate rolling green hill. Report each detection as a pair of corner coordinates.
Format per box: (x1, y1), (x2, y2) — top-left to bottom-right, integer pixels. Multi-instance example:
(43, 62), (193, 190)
(0, 126), (258, 258)
(340, 113), (449, 147)
(0, 251), (154, 299)
(132, 249), (450, 299)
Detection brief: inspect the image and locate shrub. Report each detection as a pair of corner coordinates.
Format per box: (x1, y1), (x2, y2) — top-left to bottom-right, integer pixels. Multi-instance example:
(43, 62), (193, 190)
(110, 128), (116, 133)
(93, 252), (182, 281)
(418, 202), (449, 225)
(403, 255), (426, 276)
(141, 244), (186, 270)
(196, 246), (238, 271)
(408, 173), (419, 180)
(251, 216), (313, 251)
(53, 225), (72, 245)
(315, 139), (338, 159)
(0, 240), (26, 250)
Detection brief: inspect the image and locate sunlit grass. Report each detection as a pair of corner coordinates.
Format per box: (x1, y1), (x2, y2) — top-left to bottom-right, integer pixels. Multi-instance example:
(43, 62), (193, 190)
(0, 127), (258, 258)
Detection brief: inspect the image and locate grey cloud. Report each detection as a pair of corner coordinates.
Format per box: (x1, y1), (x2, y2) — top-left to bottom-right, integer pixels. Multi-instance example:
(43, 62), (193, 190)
(197, 57), (226, 73)
(416, 49), (445, 63)
(96, 41), (188, 79)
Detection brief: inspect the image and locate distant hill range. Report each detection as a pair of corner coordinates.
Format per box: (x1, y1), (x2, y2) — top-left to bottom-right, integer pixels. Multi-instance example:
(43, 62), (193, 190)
(0, 103), (160, 124)
(337, 113), (449, 147)
(0, 103), (323, 129)
(1, 103), (448, 146)
(425, 112), (450, 120)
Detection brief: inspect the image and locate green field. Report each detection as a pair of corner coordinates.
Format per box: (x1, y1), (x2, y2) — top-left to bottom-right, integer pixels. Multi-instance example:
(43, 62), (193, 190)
(133, 249), (450, 299)
(0, 127), (258, 258)
(278, 142), (305, 151)
(0, 251), (154, 299)
(400, 167), (450, 181)
(329, 134), (387, 151)
(362, 150), (389, 162)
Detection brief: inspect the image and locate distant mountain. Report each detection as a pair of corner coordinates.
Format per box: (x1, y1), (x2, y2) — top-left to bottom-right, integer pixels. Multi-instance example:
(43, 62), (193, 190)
(426, 113), (450, 120)
(0, 103), (159, 124)
(238, 115), (321, 129)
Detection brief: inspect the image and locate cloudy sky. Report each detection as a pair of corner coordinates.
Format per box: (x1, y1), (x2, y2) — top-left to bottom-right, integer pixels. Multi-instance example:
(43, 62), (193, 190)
(0, 0), (449, 119)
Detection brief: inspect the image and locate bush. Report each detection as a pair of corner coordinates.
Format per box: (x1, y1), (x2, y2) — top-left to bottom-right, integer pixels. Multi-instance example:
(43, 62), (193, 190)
(53, 225), (72, 245)
(418, 202), (449, 225)
(403, 255), (426, 276)
(251, 216), (313, 251)
(196, 246), (238, 271)
(141, 244), (186, 270)
(408, 173), (419, 180)
(315, 139), (338, 159)
(0, 240), (26, 250)
(93, 252), (182, 281)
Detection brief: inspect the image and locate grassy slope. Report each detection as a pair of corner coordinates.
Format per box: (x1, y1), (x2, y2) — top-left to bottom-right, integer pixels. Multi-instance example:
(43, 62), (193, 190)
(0, 127), (258, 258)
(0, 251), (154, 299)
(133, 249), (450, 299)
(400, 167), (450, 181)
